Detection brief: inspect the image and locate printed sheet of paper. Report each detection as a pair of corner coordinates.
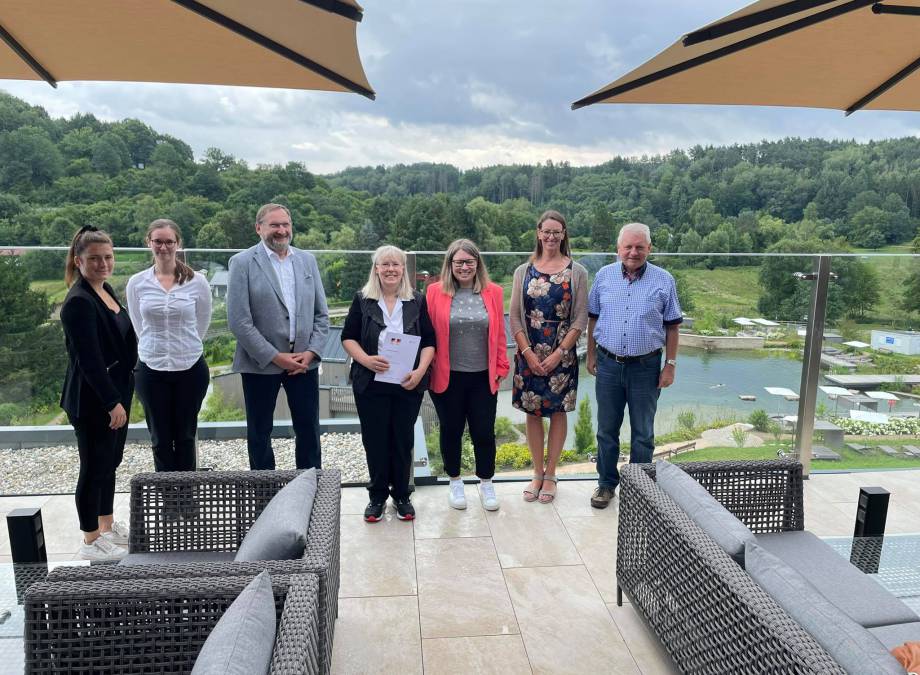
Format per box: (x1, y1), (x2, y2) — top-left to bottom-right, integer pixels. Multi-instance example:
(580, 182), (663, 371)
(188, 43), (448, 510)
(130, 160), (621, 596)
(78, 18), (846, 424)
(374, 331), (421, 385)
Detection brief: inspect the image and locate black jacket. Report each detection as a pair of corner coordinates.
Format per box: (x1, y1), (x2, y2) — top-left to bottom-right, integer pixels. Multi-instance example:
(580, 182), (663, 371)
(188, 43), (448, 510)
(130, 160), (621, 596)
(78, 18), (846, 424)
(341, 291), (435, 395)
(60, 277), (138, 419)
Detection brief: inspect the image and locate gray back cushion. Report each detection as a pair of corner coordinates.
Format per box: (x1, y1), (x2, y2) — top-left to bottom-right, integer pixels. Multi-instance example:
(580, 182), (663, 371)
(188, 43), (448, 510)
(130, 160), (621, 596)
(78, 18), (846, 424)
(235, 468), (318, 562)
(655, 460), (754, 564)
(191, 570), (276, 675)
(746, 541), (905, 675)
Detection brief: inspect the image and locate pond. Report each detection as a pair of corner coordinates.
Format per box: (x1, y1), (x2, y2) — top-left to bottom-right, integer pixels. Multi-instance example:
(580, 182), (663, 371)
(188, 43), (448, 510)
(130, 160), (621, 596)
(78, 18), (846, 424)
(496, 347), (916, 446)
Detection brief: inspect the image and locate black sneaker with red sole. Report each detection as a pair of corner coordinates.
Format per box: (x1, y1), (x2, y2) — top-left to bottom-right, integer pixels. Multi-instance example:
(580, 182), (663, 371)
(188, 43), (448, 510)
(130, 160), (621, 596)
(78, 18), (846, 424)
(394, 497), (415, 521)
(364, 501), (385, 522)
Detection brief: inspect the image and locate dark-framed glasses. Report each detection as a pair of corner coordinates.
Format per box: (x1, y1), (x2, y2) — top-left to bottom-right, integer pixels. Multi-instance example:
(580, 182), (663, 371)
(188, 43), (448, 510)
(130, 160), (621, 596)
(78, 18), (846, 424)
(451, 258), (478, 268)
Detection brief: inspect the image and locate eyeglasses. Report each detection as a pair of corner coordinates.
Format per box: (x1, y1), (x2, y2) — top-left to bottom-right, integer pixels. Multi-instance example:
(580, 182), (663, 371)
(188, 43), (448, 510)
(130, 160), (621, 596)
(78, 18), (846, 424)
(151, 239), (178, 247)
(376, 261), (403, 269)
(451, 258), (477, 268)
(540, 230), (565, 239)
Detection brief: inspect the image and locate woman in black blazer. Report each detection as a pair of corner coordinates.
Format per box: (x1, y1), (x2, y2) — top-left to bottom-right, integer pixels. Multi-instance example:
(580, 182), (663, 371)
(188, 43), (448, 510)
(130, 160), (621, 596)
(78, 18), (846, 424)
(341, 245), (435, 523)
(60, 226), (138, 561)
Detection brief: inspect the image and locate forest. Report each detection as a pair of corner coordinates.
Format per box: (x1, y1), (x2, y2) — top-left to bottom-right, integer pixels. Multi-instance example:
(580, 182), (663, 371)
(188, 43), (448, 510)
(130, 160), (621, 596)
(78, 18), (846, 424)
(1, 90), (919, 425)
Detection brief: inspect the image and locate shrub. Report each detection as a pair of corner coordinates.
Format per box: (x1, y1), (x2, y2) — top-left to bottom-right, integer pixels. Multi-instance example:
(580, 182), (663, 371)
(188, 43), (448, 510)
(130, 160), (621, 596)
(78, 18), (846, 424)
(677, 410), (696, 431)
(560, 449), (580, 463)
(0, 402), (23, 425)
(574, 398), (594, 453)
(494, 416), (517, 444)
(199, 387), (244, 422)
(495, 442), (532, 469)
(731, 426), (749, 448)
(748, 409), (771, 432)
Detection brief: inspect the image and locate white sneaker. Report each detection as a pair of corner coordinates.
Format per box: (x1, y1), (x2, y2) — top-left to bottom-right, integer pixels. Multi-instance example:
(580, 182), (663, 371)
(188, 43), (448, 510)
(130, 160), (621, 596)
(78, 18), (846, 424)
(479, 481), (500, 511)
(79, 536), (127, 561)
(448, 480), (467, 510)
(101, 520), (129, 546)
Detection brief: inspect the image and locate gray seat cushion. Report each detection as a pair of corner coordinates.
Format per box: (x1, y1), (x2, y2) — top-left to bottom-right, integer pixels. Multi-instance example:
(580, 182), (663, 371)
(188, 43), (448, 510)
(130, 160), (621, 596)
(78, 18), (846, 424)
(235, 468), (318, 562)
(118, 551), (236, 566)
(869, 621), (920, 650)
(655, 460), (755, 565)
(745, 541), (906, 675)
(191, 570), (276, 675)
(756, 531), (919, 628)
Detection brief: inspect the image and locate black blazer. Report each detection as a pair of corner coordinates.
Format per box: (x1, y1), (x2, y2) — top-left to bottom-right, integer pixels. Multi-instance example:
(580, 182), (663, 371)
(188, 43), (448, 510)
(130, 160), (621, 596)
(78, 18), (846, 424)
(341, 290), (435, 395)
(60, 277), (138, 419)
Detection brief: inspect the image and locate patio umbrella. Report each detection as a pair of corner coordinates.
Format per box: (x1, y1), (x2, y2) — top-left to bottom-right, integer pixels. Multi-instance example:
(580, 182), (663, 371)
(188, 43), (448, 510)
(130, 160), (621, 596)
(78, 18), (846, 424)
(0, 0), (374, 98)
(572, 0), (920, 113)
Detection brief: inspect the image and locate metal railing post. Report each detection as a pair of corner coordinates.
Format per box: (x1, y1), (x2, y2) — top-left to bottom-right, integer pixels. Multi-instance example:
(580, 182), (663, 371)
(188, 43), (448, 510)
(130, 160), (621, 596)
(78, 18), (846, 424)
(795, 255), (832, 477)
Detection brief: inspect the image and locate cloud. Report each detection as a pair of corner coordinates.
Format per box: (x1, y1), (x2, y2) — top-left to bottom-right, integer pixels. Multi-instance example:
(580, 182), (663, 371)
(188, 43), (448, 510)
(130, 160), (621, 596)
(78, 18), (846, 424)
(2, 0), (919, 173)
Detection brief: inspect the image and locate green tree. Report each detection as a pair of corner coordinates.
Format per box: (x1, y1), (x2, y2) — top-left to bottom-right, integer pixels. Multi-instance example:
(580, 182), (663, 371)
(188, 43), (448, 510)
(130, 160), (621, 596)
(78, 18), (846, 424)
(574, 398), (594, 453)
(196, 221), (231, 249)
(901, 264), (920, 319)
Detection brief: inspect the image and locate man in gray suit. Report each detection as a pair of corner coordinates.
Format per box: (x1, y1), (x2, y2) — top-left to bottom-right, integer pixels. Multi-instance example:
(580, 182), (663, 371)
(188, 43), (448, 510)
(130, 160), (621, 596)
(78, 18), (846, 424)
(228, 203), (329, 470)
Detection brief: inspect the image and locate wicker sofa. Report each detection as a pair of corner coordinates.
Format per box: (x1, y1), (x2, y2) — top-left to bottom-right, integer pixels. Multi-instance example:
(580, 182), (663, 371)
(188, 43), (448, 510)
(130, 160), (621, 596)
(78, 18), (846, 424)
(617, 460), (917, 674)
(47, 469), (341, 674)
(24, 572), (320, 674)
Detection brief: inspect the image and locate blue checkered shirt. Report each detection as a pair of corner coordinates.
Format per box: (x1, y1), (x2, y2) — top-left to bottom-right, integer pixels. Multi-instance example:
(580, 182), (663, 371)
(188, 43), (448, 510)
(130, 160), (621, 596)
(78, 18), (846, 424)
(588, 261), (682, 356)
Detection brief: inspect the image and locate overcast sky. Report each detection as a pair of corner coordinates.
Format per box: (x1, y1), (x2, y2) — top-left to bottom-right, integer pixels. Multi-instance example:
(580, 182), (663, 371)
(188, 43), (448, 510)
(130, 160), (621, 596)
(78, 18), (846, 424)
(4, 0), (920, 174)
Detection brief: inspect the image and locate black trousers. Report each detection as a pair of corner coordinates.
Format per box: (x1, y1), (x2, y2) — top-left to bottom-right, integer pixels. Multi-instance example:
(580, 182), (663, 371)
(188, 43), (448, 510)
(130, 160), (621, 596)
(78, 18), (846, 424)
(135, 357), (210, 472)
(430, 370), (497, 479)
(70, 403), (130, 533)
(241, 369), (321, 470)
(354, 381), (423, 503)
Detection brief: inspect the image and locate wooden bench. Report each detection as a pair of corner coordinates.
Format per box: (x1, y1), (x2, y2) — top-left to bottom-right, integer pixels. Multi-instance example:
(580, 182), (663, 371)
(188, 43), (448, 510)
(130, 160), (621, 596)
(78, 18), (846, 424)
(667, 441), (696, 458)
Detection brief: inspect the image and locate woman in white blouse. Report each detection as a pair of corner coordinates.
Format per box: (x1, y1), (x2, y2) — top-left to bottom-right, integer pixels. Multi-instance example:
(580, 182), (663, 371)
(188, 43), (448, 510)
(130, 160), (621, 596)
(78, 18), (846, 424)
(127, 219), (212, 473)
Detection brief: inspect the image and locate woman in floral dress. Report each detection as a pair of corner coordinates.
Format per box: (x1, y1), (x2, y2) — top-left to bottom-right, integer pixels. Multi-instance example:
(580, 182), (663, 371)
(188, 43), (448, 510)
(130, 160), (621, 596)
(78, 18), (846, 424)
(509, 210), (588, 503)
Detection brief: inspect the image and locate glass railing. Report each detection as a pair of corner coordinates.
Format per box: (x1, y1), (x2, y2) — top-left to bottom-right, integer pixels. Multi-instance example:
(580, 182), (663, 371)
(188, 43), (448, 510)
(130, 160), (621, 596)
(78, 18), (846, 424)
(1, 246), (918, 494)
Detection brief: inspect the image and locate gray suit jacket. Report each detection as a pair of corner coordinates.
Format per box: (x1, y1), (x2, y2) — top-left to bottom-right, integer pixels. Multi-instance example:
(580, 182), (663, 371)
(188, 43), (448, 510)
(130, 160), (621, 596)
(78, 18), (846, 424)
(227, 243), (329, 374)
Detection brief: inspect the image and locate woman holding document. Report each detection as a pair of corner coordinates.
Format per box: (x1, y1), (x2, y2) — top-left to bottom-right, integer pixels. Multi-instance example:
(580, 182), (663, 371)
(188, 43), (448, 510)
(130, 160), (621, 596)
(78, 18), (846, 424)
(341, 245), (436, 523)
(426, 239), (509, 512)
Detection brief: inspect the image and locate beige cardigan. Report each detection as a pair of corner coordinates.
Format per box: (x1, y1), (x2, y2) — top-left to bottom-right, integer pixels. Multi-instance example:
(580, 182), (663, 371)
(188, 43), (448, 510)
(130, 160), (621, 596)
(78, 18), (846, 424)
(508, 259), (589, 346)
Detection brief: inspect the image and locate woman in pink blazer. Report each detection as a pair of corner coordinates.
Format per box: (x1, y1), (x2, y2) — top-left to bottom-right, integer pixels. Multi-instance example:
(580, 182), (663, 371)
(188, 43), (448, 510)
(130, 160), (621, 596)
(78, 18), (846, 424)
(426, 239), (510, 511)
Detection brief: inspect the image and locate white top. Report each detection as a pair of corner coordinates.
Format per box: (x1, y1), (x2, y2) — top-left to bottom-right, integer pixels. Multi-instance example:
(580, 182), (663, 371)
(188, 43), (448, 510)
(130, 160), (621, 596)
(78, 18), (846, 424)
(377, 297), (404, 353)
(126, 267), (212, 371)
(262, 240), (296, 343)
(866, 391), (899, 401)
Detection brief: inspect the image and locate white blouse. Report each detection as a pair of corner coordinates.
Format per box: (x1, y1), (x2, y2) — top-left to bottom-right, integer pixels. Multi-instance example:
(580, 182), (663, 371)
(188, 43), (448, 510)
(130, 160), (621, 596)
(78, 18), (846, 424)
(126, 267), (212, 371)
(377, 297), (404, 353)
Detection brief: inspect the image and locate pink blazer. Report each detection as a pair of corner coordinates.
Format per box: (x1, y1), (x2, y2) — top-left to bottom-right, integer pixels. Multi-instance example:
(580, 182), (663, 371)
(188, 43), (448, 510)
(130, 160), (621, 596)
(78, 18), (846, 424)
(426, 281), (510, 395)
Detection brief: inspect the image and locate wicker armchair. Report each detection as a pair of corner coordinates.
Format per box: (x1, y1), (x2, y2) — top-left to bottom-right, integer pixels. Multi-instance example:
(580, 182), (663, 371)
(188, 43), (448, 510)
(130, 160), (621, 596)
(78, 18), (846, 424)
(25, 573), (320, 674)
(48, 469), (341, 674)
(617, 460), (847, 675)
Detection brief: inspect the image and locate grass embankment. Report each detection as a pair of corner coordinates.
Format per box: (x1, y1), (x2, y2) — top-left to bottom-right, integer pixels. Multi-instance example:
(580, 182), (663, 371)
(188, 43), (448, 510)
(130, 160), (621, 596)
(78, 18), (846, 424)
(679, 266), (761, 317)
(672, 441), (920, 470)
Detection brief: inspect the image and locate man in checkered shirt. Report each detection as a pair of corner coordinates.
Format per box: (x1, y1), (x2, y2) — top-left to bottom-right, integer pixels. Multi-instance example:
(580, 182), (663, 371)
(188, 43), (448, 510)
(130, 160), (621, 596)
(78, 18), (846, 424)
(586, 223), (682, 509)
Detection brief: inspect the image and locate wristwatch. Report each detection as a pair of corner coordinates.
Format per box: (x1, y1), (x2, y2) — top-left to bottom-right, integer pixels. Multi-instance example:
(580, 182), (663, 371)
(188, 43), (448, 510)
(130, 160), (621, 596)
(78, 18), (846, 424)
(665, 359), (677, 367)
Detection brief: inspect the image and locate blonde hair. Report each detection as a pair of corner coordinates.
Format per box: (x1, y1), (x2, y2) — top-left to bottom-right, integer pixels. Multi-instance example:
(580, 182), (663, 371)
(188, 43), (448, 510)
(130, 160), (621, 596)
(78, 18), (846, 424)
(146, 219), (195, 285)
(531, 209), (570, 261)
(65, 226), (113, 287)
(439, 239), (490, 297)
(360, 245), (414, 301)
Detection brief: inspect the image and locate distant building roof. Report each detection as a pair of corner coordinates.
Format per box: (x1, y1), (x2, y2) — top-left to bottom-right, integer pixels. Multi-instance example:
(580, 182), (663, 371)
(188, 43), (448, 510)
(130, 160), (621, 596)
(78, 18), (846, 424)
(210, 270), (229, 287)
(322, 326), (349, 363)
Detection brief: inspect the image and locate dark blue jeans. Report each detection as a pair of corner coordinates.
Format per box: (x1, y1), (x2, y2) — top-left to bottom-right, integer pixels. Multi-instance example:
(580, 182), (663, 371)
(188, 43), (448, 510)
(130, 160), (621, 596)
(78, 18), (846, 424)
(241, 369), (321, 470)
(595, 349), (661, 489)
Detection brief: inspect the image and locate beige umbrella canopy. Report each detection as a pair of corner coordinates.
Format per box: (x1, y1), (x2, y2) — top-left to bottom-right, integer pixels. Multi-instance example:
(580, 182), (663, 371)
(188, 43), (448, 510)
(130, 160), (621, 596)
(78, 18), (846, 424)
(572, 0), (920, 114)
(0, 0), (374, 98)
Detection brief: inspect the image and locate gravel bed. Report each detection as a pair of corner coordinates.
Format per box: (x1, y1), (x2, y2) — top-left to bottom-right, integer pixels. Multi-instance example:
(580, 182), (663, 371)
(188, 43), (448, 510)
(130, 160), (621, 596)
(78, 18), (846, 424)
(0, 433), (369, 495)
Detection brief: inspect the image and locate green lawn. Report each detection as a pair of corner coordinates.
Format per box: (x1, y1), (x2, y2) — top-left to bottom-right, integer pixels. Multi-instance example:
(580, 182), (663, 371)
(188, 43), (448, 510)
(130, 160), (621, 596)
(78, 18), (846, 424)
(678, 266), (761, 317)
(672, 441), (920, 470)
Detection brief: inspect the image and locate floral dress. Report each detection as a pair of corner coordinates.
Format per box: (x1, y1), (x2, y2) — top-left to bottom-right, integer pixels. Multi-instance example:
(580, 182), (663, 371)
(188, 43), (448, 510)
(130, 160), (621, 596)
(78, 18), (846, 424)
(512, 262), (578, 416)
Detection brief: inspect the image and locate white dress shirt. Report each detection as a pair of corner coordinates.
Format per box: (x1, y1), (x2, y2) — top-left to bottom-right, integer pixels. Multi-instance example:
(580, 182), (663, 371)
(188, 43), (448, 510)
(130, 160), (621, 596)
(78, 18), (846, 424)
(377, 297), (404, 353)
(262, 240), (297, 343)
(126, 267), (212, 371)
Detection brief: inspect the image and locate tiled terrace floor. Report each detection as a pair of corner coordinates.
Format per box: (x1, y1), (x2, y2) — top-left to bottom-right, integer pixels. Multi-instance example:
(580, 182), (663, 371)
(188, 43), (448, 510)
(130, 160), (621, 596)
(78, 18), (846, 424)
(2, 468), (919, 674)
